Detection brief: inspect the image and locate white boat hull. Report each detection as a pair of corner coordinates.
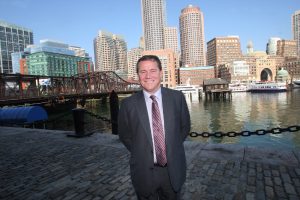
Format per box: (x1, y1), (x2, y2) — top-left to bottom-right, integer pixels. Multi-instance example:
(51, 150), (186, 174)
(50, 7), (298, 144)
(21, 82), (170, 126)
(293, 80), (300, 86)
(229, 84), (248, 92)
(248, 82), (287, 93)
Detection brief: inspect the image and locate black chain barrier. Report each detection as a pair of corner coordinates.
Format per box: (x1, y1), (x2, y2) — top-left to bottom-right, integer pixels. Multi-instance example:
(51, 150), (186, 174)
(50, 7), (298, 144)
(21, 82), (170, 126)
(84, 110), (111, 123)
(48, 109), (299, 137)
(189, 125), (300, 138)
(46, 111), (71, 123)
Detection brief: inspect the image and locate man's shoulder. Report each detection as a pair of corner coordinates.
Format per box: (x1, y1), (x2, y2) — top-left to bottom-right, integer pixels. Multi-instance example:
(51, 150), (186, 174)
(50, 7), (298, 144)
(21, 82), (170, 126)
(162, 87), (183, 96)
(122, 91), (142, 103)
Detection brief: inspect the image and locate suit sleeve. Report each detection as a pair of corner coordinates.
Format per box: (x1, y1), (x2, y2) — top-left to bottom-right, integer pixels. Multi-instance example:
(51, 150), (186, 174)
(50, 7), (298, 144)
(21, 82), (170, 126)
(180, 92), (191, 141)
(118, 99), (132, 151)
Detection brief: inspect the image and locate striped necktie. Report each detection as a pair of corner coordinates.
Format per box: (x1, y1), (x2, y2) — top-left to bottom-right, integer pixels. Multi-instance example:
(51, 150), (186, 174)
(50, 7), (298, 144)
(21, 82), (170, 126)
(150, 95), (167, 166)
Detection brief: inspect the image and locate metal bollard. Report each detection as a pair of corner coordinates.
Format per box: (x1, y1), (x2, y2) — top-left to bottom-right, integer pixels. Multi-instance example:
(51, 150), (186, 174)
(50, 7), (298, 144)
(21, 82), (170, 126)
(72, 108), (85, 136)
(109, 90), (119, 135)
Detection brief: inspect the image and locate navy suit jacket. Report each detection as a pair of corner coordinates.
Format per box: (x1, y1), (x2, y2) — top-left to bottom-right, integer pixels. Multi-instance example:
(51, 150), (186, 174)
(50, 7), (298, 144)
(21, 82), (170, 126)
(118, 87), (191, 195)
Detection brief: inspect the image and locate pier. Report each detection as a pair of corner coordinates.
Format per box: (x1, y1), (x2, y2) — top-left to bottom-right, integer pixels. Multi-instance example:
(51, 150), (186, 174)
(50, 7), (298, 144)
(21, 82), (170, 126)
(203, 78), (232, 100)
(1, 127), (300, 199)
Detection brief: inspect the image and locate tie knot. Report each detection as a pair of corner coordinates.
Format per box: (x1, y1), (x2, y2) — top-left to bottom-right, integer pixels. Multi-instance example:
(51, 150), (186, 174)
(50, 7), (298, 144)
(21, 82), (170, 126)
(150, 95), (156, 101)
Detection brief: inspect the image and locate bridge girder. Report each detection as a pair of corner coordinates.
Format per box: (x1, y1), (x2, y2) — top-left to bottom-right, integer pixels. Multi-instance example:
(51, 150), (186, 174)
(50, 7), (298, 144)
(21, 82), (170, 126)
(0, 72), (140, 106)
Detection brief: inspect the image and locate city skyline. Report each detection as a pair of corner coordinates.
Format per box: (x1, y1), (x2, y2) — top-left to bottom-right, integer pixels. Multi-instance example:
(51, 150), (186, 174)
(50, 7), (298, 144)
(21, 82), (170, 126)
(0, 0), (299, 62)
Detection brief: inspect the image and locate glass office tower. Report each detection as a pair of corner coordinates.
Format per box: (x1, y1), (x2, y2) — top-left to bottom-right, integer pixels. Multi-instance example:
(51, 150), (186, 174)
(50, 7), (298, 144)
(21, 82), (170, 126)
(0, 20), (33, 73)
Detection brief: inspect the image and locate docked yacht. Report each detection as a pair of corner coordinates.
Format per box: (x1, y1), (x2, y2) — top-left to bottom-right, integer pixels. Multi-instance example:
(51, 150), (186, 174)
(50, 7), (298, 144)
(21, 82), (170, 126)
(172, 85), (202, 100)
(293, 80), (300, 86)
(229, 83), (248, 92)
(247, 82), (287, 92)
(173, 85), (202, 94)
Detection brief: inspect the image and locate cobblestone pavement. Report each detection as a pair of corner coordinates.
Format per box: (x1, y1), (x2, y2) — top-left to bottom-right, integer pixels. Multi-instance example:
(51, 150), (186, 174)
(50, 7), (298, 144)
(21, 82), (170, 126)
(1, 127), (300, 200)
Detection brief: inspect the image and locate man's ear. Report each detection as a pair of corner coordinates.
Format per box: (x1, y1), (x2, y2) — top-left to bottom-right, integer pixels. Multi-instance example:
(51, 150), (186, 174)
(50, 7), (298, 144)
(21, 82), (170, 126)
(160, 70), (163, 78)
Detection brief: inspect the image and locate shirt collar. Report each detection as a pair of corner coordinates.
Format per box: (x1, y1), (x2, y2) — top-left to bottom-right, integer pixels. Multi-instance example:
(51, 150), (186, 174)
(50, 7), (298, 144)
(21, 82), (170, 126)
(143, 88), (162, 101)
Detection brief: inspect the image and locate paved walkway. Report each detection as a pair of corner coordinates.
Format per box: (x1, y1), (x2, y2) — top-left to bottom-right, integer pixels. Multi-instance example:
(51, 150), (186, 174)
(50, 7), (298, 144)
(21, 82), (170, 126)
(1, 127), (300, 200)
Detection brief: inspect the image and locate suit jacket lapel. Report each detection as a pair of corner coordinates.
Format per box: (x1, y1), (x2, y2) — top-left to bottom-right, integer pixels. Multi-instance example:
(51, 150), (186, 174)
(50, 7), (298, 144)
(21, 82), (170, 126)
(161, 88), (172, 142)
(135, 91), (153, 147)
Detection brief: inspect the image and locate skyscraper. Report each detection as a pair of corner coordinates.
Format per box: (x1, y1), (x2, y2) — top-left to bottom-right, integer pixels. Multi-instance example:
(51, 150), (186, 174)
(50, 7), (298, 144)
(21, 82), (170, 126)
(94, 31), (127, 72)
(266, 37), (281, 56)
(179, 5), (206, 67)
(143, 49), (176, 87)
(207, 36), (242, 77)
(94, 31), (115, 71)
(292, 10), (300, 57)
(276, 39), (297, 58)
(141, 0), (166, 51)
(0, 20), (33, 73)
(127, 47), (143, 80)
(163, 26), (180, 75)
(164, 26), (179, 53)
(207, 36), (242, 67)
(113, 34), (128, 72)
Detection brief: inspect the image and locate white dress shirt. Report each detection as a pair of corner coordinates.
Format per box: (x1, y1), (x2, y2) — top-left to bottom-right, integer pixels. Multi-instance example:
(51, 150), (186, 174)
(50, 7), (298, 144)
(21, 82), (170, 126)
(143, 88), (165, 163)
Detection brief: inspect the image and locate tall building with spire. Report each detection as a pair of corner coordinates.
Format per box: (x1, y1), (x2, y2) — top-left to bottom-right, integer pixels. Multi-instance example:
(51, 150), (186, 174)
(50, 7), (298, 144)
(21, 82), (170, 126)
(179, 5), (206, 67)
(0, 20), (34, 73)
(246, 40), (254, 54)
(141, 0), (166, 51)
(292, 10), (300, 57)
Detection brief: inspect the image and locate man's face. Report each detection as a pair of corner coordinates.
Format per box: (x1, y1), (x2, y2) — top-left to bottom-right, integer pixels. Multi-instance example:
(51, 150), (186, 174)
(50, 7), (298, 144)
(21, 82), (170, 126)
(138, 60), (162, 94)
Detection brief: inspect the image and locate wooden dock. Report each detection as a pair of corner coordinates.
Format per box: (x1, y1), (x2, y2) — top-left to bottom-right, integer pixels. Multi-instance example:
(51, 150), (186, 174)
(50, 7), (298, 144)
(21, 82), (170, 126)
(204, 89), (232, 100)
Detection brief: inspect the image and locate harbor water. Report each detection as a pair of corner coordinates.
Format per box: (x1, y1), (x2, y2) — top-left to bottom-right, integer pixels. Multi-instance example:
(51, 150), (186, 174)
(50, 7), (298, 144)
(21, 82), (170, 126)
(46, 89), (300, 149)
(187, 89), (300, 149)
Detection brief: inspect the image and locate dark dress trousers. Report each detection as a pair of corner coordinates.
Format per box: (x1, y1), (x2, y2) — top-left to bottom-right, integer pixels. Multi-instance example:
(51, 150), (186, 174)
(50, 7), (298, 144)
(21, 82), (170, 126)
(118, 87), (191, 196)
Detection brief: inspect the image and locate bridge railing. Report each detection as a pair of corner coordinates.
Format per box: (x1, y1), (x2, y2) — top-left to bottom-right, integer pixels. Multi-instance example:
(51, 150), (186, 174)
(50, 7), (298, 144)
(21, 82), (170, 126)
(0, 72), (141, 102)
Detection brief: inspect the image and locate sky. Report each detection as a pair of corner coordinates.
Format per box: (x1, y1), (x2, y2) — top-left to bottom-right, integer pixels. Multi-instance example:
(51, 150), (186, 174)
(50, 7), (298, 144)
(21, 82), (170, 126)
(0, 0), (299, 62)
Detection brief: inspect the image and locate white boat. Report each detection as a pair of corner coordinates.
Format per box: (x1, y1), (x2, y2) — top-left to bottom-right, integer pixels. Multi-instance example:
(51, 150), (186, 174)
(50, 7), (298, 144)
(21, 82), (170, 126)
(173, 85), (202, 93)
(229, 83), (248, 92)
(293, 80), (300, 86)
(248, 82), (287, 92)
(173, 85), (202, 100)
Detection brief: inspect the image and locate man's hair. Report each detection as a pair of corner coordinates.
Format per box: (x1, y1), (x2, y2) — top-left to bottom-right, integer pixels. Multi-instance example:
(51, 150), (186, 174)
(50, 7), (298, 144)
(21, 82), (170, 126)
(136, 55), (162, 73)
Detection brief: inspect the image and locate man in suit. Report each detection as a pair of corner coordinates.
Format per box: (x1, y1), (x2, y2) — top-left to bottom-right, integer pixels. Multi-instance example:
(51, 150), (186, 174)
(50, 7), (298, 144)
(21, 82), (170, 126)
(118, 55), (191, 199)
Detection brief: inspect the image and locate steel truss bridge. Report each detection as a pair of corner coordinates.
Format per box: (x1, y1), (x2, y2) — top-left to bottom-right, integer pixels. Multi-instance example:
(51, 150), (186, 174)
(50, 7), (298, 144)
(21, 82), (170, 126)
(0, 72), (141, 106)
